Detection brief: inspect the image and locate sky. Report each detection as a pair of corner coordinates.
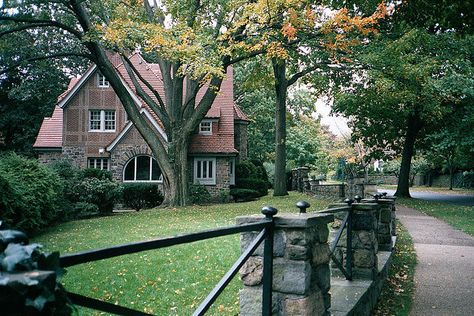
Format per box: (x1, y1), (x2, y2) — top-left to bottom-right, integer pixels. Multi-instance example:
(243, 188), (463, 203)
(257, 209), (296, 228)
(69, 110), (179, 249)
(315, 98), (351, 138)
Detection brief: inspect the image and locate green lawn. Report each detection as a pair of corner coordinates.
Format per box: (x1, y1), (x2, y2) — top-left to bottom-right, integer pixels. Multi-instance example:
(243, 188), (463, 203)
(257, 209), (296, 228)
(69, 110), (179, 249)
(33, 192), (332, 315)
(397, 198), (474, 236)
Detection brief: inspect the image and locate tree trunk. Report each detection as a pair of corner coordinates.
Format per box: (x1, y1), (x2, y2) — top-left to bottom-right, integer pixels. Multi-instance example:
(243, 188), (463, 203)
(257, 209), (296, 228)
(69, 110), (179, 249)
(449, 167), (454, 190)
(395, 115), (421, 197)
(272, 59), (288, 196)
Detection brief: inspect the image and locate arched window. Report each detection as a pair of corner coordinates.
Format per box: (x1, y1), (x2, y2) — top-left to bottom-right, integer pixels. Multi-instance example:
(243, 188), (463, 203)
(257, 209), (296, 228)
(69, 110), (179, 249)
(123, 155), (162, 182)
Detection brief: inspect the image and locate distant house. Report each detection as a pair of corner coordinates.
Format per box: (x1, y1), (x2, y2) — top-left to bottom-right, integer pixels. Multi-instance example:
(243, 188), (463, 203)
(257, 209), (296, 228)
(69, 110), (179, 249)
(33, 53), (249, 196)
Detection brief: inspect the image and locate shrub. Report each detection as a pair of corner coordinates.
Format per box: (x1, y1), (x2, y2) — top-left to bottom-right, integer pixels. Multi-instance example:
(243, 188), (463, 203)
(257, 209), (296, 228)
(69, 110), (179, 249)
(122, 183), (164, 211)
(251, 159), (269, 183)
(229, 188), (260, 202)
(189, 184), (212, 204)
(80, 168), (113, 180)
(0, 153), (63, 233)
(73, 202), (100, 218)
(235, 178), (268, 197)
(236, 160), (258, 179)
(71, 177), (121, 214)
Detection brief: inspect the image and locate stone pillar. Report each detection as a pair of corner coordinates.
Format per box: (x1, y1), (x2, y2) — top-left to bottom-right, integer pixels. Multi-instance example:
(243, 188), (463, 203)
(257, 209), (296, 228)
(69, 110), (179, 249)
(362, 196), (397, 249)
(297, 167), (310, 192)
(329, 203), (379, 280)
(376, 199), (396, 251)
(291, 169), (298, 191)
(351, 203), (379, 279)
(303, 178), (311, 193)
(237, 212), (334, 315)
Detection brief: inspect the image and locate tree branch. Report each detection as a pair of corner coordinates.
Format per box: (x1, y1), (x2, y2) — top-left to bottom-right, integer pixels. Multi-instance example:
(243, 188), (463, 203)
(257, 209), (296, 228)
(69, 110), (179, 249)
(0, 16), (83, 38)
(0, 52), (92, 75)
(122, 55), (170, 130)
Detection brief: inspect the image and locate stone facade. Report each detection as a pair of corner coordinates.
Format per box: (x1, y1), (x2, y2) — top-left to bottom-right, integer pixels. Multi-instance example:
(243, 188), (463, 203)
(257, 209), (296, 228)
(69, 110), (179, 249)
(37, 151), (63, 165)
(62, 146), (87, 169)
(237, 212), (334, 315)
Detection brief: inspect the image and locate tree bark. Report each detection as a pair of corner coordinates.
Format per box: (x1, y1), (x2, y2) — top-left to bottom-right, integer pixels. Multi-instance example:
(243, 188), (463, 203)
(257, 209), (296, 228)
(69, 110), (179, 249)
(395, 115), (421, 197)
(272, 58), (288, 196)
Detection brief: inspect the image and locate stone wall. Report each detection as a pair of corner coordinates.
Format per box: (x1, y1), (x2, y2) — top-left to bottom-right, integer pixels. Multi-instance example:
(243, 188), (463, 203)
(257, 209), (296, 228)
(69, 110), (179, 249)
(37, 151), (63, 165)
(235, 197), (397, 315)
(62, 146), (87, 169)
(237, 212), (334, 315)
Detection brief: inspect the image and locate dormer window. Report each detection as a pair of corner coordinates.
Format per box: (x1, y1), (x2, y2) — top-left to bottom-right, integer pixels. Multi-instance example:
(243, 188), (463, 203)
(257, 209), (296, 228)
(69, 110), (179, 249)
(97, 73), (109, 88)
(199, 121), (212, 135)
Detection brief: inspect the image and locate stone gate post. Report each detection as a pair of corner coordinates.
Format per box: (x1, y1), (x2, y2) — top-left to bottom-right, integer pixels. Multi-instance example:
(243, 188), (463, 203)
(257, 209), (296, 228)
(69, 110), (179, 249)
(237, 211), (334, 315)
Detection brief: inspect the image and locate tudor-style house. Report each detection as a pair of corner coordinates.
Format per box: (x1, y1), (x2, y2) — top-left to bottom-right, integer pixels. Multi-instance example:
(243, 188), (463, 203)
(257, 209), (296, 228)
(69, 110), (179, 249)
(33, 53), (249, 196)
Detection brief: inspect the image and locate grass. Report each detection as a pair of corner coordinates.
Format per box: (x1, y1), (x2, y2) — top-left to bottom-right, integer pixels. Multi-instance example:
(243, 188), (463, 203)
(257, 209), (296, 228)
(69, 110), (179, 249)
(373, 221), (417, 316)
(378, 184), (474, 196)
(33, 191), (333, 316)
(397, 197), (474, 237)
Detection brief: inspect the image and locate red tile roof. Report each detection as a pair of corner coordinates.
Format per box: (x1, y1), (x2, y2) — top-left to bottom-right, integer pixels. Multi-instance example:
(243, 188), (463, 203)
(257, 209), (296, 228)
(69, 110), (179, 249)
(33, 106), (63, 148)
(34, 52), (245, 155)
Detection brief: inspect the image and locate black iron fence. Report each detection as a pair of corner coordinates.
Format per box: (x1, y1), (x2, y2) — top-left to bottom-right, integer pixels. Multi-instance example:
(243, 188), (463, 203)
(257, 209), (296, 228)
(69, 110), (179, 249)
(59, 206), (278, 316)
(298, 198), (355, 280)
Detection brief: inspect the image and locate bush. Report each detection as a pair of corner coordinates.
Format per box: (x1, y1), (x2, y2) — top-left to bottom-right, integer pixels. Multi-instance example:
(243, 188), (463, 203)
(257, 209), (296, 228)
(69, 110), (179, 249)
(71, 177), (121, 214)
(73, 202), (100, 218)
(80, 168), (113, 180)
(0, 153), (63, 234)
(189, 184), (212, 204)
(229, 188), (261, 202)
(122, 183), (164, 211)
(236, 160), (258, 179)
(251, 159), (269, 183)
(235, 178), (268, 197)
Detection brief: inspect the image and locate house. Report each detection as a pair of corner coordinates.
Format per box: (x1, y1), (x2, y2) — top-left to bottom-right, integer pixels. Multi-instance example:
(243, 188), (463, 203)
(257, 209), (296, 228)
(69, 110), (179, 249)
(33, 53), (249, 197)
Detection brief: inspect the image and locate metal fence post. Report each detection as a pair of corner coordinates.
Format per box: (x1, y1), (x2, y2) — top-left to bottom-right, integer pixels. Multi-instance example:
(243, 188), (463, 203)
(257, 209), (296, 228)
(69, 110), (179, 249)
(261, 206), (278, 316)
(345, 198), (354, 281)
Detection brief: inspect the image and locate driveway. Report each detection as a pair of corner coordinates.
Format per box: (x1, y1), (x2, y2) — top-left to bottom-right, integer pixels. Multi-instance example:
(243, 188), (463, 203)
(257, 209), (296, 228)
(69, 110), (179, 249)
(378, 189), (474, 206)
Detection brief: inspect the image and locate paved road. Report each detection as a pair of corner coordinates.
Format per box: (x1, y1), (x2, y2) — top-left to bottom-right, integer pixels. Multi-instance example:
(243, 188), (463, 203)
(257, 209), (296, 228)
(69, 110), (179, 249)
(379, 189), (474, 206)
(397, 206), (474, 315)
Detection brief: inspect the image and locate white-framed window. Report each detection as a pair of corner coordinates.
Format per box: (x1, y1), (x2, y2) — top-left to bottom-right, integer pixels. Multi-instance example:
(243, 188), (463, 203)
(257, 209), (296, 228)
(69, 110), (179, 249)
(97, 73), (109, 88)
(89, 110), (115, 132)
(123, 155), (163, 182)
(194, 158), (216, 185)
(199, 121), (212, 135)
(88, 157), (110, 170)
(229, 158), (235, 185)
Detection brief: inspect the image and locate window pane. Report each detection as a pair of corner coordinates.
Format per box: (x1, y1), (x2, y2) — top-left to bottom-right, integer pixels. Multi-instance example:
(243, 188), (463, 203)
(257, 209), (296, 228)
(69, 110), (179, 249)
(124, 158), (135, 180)
(151, 158), (161, 180)
(90, 111), (101, 130)
(202, 161), (207, 178)
(197, 161), (201, 178)
(104, 111), (115, 130)
(208, 161), (213, 179)
(136, 156), (150, 180)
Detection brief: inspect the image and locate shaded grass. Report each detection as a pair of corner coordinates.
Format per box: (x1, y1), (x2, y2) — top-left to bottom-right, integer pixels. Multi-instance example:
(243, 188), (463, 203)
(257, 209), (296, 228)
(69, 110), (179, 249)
(397, 197), (474, 237)
(373, 221), (416, 316)
(33, 192), (332, 315)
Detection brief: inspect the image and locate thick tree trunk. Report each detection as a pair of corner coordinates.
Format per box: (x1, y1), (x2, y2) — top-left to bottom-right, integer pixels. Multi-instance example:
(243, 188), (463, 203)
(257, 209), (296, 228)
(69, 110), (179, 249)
(272, 59), (288, 196)
(395, 115), (421, 197)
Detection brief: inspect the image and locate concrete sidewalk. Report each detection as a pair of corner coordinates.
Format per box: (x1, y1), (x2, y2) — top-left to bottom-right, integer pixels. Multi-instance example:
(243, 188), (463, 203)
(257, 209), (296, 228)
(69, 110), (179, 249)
(397, 205), (474, 316)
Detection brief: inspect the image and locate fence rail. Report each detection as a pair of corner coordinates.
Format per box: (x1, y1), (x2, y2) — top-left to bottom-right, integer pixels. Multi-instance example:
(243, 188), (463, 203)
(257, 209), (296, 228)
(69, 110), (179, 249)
(59, 207), (278, 315)
(319, 199), (354, 280)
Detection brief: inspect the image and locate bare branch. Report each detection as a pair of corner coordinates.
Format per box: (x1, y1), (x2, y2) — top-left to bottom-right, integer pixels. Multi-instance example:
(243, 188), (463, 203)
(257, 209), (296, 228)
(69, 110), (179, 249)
(0, 16), (83, 38)
(0, 52), (92, 75)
